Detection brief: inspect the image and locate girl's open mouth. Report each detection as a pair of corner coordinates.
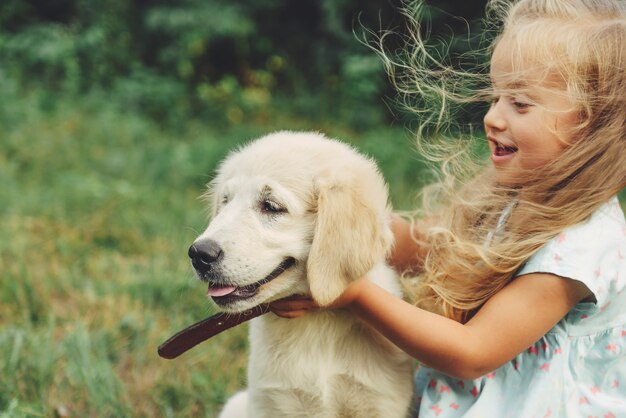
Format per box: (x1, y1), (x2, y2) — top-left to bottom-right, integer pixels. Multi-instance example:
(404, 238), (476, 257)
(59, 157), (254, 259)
(489, 138), (518, 162)
(491, 139), (518, 156)
(494, 143), (518, 156)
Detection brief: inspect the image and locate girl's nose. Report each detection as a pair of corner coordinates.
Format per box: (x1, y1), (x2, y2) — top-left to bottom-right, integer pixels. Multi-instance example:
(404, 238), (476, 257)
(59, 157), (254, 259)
(484, 101), (506, 131)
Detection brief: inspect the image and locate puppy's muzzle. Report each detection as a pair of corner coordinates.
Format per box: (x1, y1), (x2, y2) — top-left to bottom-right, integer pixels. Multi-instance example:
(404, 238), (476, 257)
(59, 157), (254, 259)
(188, 239), (223, 275)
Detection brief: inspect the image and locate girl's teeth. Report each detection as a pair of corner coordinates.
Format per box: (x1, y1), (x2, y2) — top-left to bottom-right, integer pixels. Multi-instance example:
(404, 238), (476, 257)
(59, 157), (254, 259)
(494, 143), (517, 156)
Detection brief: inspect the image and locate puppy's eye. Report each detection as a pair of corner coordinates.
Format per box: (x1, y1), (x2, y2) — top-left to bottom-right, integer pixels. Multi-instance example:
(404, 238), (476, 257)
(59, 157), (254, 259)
(221, 195), (229, 204)
(261, 199), (286, 214)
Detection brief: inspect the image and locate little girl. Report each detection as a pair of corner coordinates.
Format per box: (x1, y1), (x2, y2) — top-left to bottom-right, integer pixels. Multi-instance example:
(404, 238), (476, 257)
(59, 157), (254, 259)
(272, 0), (626, 416)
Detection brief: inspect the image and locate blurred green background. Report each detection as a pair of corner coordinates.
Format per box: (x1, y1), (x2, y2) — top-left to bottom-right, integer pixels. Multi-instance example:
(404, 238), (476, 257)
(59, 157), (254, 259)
(5, 1), (620, 417)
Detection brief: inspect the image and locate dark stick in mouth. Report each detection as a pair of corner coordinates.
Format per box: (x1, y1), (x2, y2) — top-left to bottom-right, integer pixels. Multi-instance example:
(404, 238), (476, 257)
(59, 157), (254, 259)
(159, 257), (296, 359)
(158, 304), (271, 359)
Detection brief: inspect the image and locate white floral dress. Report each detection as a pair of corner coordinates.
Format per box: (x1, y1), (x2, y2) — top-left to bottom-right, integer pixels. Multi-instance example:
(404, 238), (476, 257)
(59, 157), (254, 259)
(413, 196), (626, 417)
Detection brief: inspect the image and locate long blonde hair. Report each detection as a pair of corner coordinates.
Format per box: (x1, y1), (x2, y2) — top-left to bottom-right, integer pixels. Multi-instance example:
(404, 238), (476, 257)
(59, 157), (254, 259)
(385, 0), (626, 322)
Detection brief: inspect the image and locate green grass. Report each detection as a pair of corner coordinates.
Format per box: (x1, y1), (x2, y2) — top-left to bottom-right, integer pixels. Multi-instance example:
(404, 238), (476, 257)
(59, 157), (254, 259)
(3, 83), (623, 418)
(0, 84), (425, 417)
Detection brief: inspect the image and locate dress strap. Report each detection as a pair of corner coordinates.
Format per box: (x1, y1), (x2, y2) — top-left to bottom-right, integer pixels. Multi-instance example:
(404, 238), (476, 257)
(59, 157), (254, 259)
(484, 201), (516, 247)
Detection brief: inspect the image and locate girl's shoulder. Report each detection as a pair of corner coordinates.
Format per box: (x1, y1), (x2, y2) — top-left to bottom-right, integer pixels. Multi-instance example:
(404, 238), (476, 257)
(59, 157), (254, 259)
(558, 196), (626, 244)
(521, 196), (625, 264)
(516, 196), (626, 306)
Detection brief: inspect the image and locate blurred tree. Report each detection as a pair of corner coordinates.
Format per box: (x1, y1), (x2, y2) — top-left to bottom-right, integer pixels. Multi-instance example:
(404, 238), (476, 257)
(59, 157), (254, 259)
(0, 0), (489, 128)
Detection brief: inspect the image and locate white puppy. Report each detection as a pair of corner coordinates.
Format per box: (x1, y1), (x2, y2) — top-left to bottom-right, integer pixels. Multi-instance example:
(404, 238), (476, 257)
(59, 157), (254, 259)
(189, 131), (413, 418)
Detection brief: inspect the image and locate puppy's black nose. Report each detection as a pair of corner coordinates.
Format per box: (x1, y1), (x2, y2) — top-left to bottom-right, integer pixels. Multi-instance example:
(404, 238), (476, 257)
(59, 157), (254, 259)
(188, 240), (224, 274)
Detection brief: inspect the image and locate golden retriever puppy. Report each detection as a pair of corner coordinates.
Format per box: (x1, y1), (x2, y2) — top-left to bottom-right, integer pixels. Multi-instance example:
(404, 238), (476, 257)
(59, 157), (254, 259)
(189, 131), (413, 418)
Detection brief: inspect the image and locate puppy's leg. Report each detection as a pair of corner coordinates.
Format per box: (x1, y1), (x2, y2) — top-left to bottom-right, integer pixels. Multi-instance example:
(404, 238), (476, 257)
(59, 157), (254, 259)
(217, 391), (248, 418)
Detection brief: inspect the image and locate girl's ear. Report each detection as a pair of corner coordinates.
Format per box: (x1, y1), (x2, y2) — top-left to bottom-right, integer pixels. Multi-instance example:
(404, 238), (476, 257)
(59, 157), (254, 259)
(306, 181), (391, 306)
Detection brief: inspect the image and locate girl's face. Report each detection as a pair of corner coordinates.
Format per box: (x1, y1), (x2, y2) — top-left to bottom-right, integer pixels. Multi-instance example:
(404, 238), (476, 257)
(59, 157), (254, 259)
(484, 43), (580, 186)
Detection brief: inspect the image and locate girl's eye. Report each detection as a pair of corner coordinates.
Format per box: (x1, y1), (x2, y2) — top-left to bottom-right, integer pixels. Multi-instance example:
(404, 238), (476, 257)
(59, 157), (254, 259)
(510, 97), (531, 110)
(261, 199), (286, 214)
(513, 101), (530, 109)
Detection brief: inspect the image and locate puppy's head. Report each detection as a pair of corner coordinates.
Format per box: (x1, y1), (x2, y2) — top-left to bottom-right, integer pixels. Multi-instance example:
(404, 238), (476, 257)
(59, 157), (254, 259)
(189, 131), (393, 312)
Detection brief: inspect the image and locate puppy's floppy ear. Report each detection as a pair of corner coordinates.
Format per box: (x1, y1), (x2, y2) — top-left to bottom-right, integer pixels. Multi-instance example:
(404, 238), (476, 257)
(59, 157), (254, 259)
(307, 180), (392, 306)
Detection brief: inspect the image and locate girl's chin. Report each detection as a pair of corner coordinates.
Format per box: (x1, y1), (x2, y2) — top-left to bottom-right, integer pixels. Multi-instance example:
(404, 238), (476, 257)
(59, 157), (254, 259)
(492, 166), (523, 187)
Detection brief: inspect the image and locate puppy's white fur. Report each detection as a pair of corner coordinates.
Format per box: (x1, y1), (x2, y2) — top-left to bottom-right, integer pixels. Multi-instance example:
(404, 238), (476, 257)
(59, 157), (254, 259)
(192, 131), (413, 418)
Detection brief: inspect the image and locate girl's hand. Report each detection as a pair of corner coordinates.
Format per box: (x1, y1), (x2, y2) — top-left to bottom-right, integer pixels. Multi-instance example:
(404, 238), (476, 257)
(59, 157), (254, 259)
(269, 277), (367, 318)
(269, 295), (320, 318)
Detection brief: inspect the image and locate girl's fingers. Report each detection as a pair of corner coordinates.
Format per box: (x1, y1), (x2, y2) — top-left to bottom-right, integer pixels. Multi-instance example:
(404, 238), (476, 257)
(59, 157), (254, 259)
(271, 296), (318, 310)
(270, 308), (309, 318)
(269, 295), (319, 318)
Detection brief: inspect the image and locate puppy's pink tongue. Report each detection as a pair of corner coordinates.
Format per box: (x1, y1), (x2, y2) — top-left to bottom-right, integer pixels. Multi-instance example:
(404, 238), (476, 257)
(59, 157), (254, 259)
(207, 285), (237, 297)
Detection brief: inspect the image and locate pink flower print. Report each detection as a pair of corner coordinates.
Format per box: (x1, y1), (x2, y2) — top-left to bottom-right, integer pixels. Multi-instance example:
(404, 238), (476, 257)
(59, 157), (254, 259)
(581, 314), (589, 320)
(553, 253), (563, 262)
(606, 344), (618, 353)
(600, 301), (611, 311)
(594, 269), (601, 279)
(605, 413), (616, 418)
(621, 330), (626, 337)
(553, 348), (562, 355)
(540, 362), (550, 372)
(513, 359), (519, 370)
(430, 404), (442, 416)
(590, 386), (600, 395)
(456, 380), (465, 389)
(541, 342), (549, 352)
(618, 250), (624, 260)
(556, 233), (567, 243)
(450, 403), (459, 411)
(428, 379), (437, 389)
(612, 380), (619, 389)
(580, 397), (590, 405)
(439, 385), (451, 394)
(528, 346), (539, 355)
(470, 386), (480, 398)
(485, 372), (496, 379)
(544, 408), (552, 418)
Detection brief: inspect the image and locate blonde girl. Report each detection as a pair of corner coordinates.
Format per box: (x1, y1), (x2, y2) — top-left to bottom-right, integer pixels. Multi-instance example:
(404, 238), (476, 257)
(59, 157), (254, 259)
(272, 0), (626, 416)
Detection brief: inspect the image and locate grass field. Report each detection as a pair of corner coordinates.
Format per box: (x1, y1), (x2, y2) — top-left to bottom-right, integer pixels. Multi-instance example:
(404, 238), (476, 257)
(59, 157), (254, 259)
(0, 85), (427, 417)
(2, 83), (624, 417)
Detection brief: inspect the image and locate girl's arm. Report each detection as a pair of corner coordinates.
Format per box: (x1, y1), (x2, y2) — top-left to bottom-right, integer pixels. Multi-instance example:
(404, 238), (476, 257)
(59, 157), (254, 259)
(271, 272), (591, 379)
(387, 214), (426, 275)
(336, 273), (591, 379)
